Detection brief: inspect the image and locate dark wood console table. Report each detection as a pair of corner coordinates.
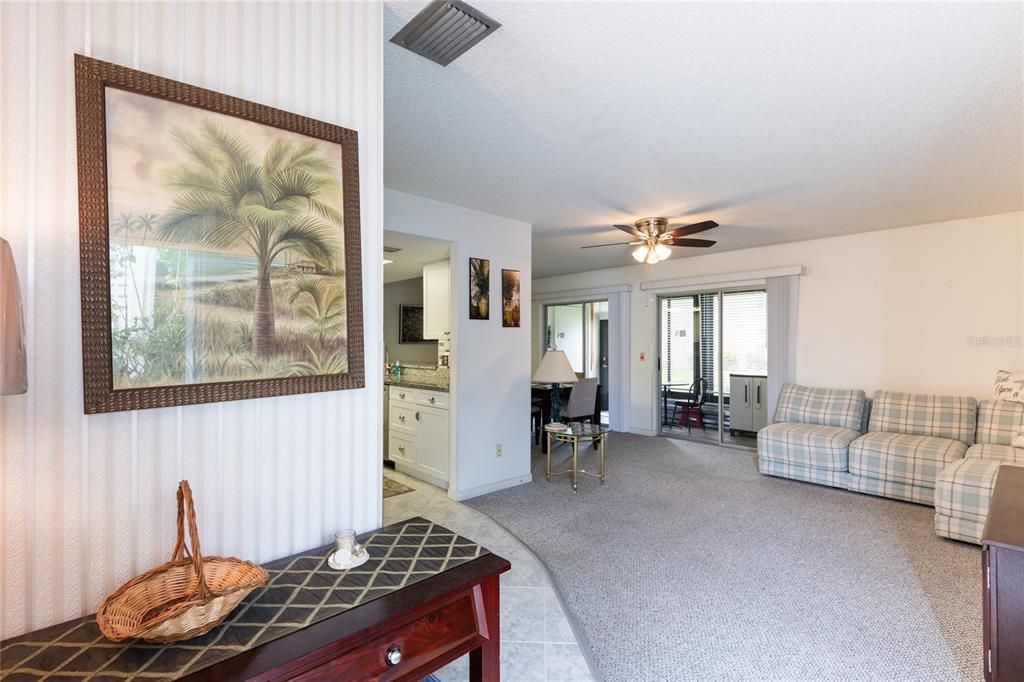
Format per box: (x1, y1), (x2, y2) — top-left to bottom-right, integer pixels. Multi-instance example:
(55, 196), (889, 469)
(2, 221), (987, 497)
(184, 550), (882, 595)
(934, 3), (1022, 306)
(982, 465), (1024, 682)
(0, 518), (510, 681)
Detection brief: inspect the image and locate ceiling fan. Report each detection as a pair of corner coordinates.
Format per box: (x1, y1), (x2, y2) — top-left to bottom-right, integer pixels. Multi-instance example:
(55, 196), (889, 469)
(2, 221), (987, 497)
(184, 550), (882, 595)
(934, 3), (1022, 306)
(582, 217), (719, 265)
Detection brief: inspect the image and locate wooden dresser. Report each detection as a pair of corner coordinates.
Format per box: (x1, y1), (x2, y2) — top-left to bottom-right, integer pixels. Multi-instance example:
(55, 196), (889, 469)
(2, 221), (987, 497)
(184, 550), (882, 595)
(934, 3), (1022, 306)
(982, 465), (1024, 682)
(0, 518), (510, 681)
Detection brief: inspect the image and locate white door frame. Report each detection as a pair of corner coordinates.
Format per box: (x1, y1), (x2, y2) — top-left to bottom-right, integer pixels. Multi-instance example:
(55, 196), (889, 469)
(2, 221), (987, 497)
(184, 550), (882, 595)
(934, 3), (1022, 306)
(534, 286), (630, 431)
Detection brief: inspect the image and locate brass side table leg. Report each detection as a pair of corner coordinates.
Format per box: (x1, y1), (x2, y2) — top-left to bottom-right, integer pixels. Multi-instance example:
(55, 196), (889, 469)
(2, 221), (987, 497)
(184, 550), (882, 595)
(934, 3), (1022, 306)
(546, 433), (551, 481)
(600, 434), (606, 484)
(572, 437), (579, 493)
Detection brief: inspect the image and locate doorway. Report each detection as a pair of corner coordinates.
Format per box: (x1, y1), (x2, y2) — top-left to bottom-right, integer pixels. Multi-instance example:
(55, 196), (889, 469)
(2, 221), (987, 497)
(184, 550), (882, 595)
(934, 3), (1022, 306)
(543, 300), (610, 425)
(382, 229), (455, 504)
(657, 289), (767, 449)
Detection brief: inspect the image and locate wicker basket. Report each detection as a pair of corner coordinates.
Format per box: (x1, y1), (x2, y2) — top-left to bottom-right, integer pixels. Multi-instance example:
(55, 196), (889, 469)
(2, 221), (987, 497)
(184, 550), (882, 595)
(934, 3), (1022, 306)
(97, 481), (268, 643)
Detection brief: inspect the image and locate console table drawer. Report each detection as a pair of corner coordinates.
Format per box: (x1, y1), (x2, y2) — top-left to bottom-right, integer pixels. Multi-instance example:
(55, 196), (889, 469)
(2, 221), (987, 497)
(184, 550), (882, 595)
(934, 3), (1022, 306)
(294, 590), (485, 681)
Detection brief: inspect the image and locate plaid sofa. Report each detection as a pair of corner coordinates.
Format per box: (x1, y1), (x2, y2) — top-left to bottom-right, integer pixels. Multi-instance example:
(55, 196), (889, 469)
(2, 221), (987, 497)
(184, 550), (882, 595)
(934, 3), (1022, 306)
(757, 384), (868, 489)
(848, 391), (976, 506)
(935, 400), (1024, 543)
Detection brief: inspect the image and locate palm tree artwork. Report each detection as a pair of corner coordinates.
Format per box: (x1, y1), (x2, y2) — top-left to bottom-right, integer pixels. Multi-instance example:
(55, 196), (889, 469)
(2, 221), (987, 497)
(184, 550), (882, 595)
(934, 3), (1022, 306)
(469, 257), (490, 320)
(103, 85), (350, 390)
(158, 121), (342, 358)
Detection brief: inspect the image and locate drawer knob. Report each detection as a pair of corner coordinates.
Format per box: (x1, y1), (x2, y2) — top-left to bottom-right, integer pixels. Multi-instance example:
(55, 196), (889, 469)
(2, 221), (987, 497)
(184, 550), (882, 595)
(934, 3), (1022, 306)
(385, 645), (402, 666)
(398, 445), (405, 453)
(429, 396), (436, 404)
(399, 392), (406, 399)
(399, 415), (406, 421)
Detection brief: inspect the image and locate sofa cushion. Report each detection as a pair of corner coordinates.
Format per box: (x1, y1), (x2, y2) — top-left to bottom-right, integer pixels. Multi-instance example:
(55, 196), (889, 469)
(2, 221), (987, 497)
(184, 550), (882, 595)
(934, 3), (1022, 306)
(758, 457), (850, 489)
(758, 422), (861, 471)
(868, 391), (977, 444)
(850, 432), (968, 488)
(975, 399), (1024, 446)
(773, 384), (868, 431)
(934, 457), (1006, 523)
(966, 443), (1024, 465)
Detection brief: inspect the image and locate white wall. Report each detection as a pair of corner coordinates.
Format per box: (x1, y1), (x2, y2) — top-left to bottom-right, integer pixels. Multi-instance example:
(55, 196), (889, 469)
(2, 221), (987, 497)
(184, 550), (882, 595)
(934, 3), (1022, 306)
(535, 212), (1024, 434)
(548, 304), (585, 372)
(384, 277), (439, 366)
(0, 1), (383, 638)
(384, 189), (532, 500)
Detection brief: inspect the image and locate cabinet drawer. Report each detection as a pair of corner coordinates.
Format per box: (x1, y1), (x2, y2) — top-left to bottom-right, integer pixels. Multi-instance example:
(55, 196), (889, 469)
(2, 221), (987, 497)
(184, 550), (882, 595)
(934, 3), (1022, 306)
(388, 434), (414, 464)
(389, 404), (417, 435)
(389, 386), (420, 404)
(293, 590), (484, 681)
(415, 390), (448, 410)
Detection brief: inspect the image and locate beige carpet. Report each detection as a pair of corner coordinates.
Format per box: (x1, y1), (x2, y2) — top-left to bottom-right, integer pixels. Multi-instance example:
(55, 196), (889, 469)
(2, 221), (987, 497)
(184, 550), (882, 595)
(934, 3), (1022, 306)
(467, 434), (982, 681)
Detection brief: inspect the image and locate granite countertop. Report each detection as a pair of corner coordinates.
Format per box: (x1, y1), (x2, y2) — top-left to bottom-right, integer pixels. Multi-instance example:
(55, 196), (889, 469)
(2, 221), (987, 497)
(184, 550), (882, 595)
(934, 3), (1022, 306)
(385, 379), (449, 393)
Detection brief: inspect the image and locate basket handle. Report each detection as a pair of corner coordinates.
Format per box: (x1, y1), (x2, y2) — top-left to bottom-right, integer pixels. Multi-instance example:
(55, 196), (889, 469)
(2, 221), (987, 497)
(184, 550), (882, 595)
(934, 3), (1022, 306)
(170, 480), (210, 600)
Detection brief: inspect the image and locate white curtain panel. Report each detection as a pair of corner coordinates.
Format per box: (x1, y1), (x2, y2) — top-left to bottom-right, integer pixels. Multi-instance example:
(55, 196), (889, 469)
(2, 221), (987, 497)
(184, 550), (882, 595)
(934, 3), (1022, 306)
(607, 291), (630, 431)
(766, 274), (800, 421)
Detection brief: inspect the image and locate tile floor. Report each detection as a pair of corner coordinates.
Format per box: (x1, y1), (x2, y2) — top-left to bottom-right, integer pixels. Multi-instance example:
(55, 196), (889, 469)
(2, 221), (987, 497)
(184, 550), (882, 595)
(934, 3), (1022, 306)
(383, 469), (597, 682)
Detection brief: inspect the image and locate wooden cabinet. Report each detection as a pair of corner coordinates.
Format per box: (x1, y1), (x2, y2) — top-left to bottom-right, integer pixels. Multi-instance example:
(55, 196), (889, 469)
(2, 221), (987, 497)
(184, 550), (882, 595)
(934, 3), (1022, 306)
(729, 374), (768, 434)
(1, 519), (510, 682)
(982, 465), (1024, 681)
(388, 385), (450, 488)
(422, 260), (450, 341)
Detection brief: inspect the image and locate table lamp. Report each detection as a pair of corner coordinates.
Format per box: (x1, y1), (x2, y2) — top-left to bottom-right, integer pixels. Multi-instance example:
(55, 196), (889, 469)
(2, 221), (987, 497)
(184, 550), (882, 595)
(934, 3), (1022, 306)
(1, 237), (27, 395)
(532, 350), (577, 423)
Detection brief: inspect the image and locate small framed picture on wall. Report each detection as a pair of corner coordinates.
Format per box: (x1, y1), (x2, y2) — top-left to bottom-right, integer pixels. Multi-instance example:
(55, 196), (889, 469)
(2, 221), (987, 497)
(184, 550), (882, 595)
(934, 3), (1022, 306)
(501, 269), (520, 328)
(469, 257), (490, 320)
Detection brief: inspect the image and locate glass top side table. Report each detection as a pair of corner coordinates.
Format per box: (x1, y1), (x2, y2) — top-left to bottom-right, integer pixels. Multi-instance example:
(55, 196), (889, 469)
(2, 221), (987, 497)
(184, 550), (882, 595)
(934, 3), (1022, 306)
(543, 422), (610, 492)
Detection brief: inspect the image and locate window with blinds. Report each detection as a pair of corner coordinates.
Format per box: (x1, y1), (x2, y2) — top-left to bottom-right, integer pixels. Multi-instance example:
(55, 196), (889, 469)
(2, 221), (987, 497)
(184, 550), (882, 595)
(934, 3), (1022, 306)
(660, 290), (766, 397)
(719, 290), (767, 396)
(661, 296), (696, 386)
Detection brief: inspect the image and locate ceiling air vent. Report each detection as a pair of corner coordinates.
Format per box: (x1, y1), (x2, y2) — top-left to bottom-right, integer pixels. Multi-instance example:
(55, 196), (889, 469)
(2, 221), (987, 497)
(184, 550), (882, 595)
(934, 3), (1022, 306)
(390, 0), (501, 67)
(383, 246), (402, 254)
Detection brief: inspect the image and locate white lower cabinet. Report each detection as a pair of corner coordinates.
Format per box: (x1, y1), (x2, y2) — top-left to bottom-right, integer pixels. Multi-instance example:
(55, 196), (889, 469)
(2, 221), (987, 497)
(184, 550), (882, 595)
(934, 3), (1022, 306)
(387, 386), (449, 488)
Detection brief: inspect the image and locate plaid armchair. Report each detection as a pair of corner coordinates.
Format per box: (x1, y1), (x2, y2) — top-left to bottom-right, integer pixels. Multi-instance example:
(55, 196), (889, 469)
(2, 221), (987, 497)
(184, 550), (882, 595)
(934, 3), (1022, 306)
(757, 384), (869, 489)
(935, 400), (1024, 544)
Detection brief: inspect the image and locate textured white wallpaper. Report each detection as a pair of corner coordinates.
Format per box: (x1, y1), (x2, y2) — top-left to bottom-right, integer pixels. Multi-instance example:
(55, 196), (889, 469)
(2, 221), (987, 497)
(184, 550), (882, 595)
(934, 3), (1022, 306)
(0, 1), (383, 638)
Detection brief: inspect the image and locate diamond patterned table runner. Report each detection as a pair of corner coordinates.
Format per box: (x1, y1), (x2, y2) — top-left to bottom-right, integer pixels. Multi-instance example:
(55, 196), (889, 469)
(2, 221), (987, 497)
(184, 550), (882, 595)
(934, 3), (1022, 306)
(1, 518), (489, 680)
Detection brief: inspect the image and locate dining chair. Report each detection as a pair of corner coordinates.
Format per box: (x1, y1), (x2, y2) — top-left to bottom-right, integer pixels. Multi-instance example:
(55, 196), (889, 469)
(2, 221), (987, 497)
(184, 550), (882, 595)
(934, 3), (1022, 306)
(671, 378), (708, 433)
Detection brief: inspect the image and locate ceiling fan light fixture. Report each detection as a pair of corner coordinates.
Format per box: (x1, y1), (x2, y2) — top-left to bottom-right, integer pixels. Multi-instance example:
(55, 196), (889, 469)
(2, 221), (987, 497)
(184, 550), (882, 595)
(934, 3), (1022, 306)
(632, 245), (651, 263)
(654, 244), (672, 261)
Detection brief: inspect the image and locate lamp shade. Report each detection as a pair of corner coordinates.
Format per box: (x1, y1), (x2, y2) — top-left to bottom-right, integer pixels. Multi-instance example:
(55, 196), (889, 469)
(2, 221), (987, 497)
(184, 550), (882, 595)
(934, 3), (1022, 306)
(0, 237), (27, 395)
(532, 350), (578, 384)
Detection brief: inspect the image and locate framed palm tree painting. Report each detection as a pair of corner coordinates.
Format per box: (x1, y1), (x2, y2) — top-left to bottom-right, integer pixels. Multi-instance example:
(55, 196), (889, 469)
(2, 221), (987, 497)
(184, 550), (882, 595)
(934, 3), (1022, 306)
(75, 55), (364, 413)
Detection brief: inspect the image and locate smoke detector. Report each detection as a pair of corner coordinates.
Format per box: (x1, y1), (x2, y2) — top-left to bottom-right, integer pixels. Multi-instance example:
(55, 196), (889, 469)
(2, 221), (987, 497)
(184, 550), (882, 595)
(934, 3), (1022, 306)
(390, 1), (501, 67)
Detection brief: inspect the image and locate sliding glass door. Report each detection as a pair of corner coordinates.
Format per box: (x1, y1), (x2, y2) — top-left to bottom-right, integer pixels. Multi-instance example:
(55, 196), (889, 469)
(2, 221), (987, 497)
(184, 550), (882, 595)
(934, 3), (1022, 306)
(658, 289), (767, 449)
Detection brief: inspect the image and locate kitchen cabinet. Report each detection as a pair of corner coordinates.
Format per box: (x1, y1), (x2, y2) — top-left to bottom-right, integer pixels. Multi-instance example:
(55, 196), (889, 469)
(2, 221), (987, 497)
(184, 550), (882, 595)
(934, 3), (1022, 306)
(729, 374), (768, 434)
(388, 385), (449, 488)
(422, 260), (450, 341)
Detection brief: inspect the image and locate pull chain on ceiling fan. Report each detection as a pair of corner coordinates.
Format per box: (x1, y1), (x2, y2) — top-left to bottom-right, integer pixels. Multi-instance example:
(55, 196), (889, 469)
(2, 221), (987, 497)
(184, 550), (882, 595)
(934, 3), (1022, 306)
(582, 217), (719, 264)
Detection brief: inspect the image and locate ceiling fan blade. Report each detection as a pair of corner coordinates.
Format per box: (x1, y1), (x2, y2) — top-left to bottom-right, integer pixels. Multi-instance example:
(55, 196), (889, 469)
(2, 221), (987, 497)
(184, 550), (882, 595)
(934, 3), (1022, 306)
(667, 238), (716, 248)
(614, 224), (642, 237)
(581, 241), (642, 249)
(665, 220), (719, 238)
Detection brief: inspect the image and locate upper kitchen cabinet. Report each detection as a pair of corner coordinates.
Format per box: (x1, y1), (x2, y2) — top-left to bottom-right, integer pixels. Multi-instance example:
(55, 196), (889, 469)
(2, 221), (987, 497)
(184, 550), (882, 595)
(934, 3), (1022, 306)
(422, 260), (450, 340)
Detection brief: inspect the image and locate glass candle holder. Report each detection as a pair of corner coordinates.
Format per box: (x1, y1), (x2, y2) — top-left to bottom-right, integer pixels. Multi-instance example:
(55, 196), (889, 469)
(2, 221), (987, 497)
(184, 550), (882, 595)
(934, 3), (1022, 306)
(335, 529), (356, 556)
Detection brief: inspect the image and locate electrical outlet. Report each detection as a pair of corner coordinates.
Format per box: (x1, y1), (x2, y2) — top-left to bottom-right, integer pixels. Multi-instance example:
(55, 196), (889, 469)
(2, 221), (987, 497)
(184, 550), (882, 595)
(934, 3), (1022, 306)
(496, 443), (502, 457)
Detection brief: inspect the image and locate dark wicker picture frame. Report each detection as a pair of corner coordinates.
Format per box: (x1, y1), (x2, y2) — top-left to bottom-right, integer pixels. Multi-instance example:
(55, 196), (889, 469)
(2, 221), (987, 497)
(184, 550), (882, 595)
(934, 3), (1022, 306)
(75, 54), (364, 413)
